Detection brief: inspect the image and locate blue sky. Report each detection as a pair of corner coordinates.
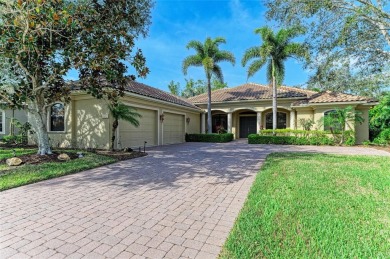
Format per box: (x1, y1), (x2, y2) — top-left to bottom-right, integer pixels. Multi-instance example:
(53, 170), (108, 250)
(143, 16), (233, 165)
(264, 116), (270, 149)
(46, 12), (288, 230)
(68, 0), (309, 92)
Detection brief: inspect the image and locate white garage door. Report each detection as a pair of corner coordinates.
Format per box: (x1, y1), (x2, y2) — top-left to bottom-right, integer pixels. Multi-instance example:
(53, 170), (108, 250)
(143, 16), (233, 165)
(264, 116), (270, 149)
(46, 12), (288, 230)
(118, 108), (157, 148)
(163, 113), (185, 145)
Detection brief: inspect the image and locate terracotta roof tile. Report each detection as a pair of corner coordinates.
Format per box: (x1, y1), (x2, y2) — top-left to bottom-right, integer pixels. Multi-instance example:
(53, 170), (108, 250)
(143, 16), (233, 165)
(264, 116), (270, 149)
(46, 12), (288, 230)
(71, 78), (200, 110)
(187, 83), (316, 103)
(125, 80), (200, 109)
(292, 91), (376, 106)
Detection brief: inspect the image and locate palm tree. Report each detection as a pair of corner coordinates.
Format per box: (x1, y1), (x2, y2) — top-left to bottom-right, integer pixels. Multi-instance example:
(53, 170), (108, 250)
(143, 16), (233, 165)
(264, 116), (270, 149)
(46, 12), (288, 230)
(242, 27), (307, 133)
(183, 37), (235, 134)
(108, 102), (141, 151)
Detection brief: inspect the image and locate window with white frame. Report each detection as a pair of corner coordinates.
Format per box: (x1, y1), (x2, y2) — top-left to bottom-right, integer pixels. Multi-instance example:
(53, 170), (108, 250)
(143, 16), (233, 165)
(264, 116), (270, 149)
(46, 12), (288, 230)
(50, 103), (65, 132)
(0, 110), (4, 134)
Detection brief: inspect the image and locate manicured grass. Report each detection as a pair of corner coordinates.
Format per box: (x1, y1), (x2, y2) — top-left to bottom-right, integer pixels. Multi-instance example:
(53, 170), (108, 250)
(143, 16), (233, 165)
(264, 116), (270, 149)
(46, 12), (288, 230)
(220, 153), (390, 258)
(0, 149), (116, 191)
(0, 148), (36, 160)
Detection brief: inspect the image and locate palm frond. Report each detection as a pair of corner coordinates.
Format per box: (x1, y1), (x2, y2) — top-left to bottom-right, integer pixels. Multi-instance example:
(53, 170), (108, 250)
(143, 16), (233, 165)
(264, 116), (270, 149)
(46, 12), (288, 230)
(255, 26), (273, 42)
(214, 51), (236, 65)
(212, 65), (224, 83)
(284, 43), (309, 60)
(108, 102), (141, 127)
(247, 58), (267, 79)
(241, 46), (261, 66)
(182, 55), (203, 75)
(213, 37), (227, 45)
(186, 40), (205, 57)
(274, 59), (286, 86)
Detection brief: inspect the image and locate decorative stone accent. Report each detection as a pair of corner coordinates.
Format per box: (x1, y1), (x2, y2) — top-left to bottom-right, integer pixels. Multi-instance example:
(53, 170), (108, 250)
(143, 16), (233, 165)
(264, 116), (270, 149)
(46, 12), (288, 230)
(6, 157), (23, 166)
(57, 153), (70, 161)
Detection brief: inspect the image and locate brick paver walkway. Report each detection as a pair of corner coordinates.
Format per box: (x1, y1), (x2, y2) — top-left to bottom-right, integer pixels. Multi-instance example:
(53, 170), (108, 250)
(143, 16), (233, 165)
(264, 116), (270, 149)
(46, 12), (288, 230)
(1, 141), (388, 259)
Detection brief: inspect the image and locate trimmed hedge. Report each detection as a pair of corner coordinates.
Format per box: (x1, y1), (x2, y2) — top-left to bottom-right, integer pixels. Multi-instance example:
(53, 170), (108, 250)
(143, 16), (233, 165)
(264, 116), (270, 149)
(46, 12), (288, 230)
(185, 133), (234, 143)
(252, 128), (356, 146)
(248, 134), (335, 146)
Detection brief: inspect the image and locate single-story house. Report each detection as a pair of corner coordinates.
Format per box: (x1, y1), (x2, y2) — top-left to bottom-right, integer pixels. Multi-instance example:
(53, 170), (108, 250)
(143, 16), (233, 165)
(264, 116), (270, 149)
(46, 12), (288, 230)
(1, 80), (202, 149)
(188, 83), (376, 144)
(0, 81), (376, 147)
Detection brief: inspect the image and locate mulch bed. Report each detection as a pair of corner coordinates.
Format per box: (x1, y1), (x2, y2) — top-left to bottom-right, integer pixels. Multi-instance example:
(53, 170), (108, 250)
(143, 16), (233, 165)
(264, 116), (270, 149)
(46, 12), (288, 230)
(0, 150), (147, 167)
(0, 152), (79, 166)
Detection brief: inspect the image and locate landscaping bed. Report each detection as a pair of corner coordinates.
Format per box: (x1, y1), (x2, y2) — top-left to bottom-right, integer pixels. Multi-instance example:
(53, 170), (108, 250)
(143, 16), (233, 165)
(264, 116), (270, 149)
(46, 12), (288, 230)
(0, 147), (147, 191)
(220, 153), (390, 258)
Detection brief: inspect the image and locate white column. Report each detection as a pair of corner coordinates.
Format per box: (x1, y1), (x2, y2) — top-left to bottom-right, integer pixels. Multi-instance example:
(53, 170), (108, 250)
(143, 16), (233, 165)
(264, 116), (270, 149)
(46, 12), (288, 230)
(256, 112), (262, 133)
(201, 113), (206, 134)
(290, 110), (296, 129)
(227, 112), (232, 133)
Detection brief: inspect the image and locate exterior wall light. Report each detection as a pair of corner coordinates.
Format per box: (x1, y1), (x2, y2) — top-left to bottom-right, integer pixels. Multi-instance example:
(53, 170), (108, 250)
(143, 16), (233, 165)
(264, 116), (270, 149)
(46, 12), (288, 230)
(186, 117), (190, 124)
(160, 114), (164, 122)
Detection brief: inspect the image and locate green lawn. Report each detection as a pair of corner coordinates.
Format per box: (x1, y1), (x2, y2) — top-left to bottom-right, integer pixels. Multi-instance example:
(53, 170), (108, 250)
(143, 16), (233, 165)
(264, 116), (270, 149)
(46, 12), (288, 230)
(220, 153), (390, 258)
(0, 149), (116, 191)
(0, 148), (36, 160)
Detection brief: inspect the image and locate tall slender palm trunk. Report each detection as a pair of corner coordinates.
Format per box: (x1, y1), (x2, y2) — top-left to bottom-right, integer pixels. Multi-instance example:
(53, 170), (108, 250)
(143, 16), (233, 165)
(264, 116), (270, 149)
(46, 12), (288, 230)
(207, 77), (212, 134)
(272, 77), (277, 134)
(272, 59), (277, 135)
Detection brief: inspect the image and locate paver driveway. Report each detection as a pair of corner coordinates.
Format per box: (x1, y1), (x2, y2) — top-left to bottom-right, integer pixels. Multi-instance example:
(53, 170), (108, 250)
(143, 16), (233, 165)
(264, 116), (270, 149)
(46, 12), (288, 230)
(1, 141), (389, 259)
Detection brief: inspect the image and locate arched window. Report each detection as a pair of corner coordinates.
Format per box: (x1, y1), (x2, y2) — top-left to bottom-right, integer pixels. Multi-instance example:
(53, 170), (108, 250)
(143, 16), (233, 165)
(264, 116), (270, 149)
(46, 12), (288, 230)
(324, 110), (342, 132)
(0, 110), (4, 134)
(50, 103), (65, 132)
(266, 112), (287, 129)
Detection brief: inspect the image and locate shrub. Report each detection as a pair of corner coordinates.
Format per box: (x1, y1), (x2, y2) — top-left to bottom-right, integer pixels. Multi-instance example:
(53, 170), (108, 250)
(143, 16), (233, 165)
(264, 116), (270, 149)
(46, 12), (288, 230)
(1, 135), (23, 145)
(249, 132), (335, 146)
(185, 133), (234, 143)
(373, 128), (390, 145)
(248, 135), (296, 145)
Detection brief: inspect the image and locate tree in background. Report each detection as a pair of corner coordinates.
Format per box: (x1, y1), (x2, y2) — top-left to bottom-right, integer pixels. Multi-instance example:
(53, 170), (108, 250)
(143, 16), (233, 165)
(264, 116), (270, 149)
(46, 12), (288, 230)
(181, 79), (206, 98)
(168, 80), (180, 96)
(265, 0), (390, 96)
(242, 27), (307, 133)
(168, 76), (228, 98)
(183, 37), (235, 133)
(370, 92), (390, 139)
(0, 0), (153, 154)
(108, 101), (141, 151)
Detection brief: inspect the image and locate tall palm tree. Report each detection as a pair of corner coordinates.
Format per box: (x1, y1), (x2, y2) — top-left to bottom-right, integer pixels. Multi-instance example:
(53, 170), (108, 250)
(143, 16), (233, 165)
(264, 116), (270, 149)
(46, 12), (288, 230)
(183, 37), (235, 134)
(242, 27), (307, 132)
(108, 102), (141, 151)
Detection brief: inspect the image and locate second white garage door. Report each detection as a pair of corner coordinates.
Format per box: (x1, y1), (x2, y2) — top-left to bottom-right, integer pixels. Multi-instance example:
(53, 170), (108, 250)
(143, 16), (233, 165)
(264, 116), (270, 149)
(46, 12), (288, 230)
(163, 112), (185, 145)
(118, 107), (157, 148)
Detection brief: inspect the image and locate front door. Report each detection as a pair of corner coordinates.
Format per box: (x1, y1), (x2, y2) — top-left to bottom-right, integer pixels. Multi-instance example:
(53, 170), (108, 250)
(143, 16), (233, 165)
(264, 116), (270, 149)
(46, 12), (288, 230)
(239, 116), (257, 138)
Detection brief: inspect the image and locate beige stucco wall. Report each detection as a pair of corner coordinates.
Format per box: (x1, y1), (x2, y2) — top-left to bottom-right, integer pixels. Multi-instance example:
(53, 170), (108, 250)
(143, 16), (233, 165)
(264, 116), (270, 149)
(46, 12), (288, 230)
(0, 109), (28, 137)
(355, 106), (370, 144)
(295, 108), (314, 130)
(44, 92), (201, 149)
(197, 100), (373, 143)
(186, 112), (201, 134)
